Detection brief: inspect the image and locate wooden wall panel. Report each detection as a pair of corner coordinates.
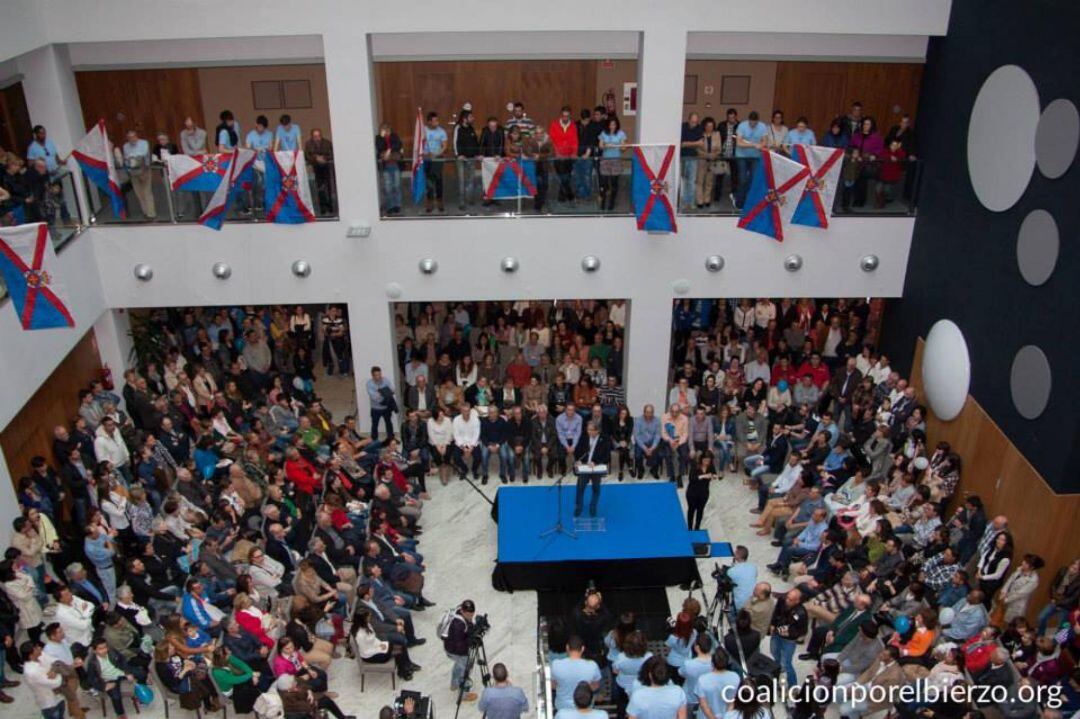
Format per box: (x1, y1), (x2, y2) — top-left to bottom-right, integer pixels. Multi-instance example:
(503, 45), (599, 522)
(0, 81), (33, 154)
(75, 68), (204, 148)
(373, 60), (605, 151)
(910, 339), (1080, 623)
(773, 62), (924, 140)
(1, 329), (102, 484)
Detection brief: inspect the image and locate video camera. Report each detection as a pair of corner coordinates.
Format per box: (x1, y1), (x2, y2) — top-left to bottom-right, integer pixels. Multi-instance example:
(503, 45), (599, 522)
(394, 690), (433, 719)
(711, 562), (735, 596)
(468, 613), (491, 645)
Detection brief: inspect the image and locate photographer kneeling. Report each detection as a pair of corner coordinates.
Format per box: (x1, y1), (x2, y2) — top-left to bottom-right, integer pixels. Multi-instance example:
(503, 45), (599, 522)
(442, 599), (478, 701)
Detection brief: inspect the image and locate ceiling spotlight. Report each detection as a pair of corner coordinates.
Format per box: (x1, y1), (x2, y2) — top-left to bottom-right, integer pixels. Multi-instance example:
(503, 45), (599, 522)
(581, 255), (601, 273)
(704, 255), (724, 273)
(501, 257), (519, 273)
(212, 261), (232, 280)
(291, 260), (312, 278)
(418, 258), (438, 275)
(133, 263), (153, 282)
(860, 254), (880, 272)
(784, 254), (803, 272)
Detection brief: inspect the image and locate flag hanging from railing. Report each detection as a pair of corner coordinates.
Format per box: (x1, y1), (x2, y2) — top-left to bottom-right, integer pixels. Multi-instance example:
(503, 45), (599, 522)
(482, 158), (537, 200)
(411, 107), (425, 205)
(165, 153), (233, 192)
(72, 119), (125, 219)
(631, 145), (678, 233)
(199, 148), (255, 231)
(737, 150), (810, 242)
(0, 222), (75, 331)
(264, 150), (315, 224)
(790, 145), (844, 229)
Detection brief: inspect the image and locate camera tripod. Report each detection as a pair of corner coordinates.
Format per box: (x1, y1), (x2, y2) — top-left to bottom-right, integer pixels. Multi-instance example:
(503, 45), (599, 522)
(453, 635), (492, 719)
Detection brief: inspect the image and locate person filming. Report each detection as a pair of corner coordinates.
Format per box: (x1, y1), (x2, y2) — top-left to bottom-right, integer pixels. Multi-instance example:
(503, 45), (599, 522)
(442, 599), (477, 701)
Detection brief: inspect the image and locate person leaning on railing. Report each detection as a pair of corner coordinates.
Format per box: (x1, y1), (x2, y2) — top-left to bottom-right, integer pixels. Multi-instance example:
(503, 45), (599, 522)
(597, 118), (626, 212)
(375, 123), (403, 215)
(453, 107), (481, 210)
(304, 129), (335, 215)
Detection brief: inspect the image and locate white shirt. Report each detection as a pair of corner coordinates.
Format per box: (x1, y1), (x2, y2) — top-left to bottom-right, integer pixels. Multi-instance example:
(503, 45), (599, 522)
(452, 413), (481, 447)
(56, 597), (96, 646)
(43, 639), (75, 666)
(771, 461), (804, 496)
(609, 303), (627, 328)
(94, 426), (130, 467)
(427, 417), (453, 446)
(754, 301), (776, 329)
(25, 658), (64, 709)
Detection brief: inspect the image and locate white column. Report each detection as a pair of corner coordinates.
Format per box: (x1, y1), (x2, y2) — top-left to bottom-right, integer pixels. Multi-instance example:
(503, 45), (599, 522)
(624, 291), (674, 415)
(321, 30), (381, 229)
(346, 297), (398, 434)
(92, 309), (133, 408)
(0, 445), (22, 538)
(17, 44), (90, 220)
(636, 27), (688, 143)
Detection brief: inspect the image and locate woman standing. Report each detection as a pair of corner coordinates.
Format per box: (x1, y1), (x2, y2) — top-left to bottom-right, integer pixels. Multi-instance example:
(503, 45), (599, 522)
(612, 407), (634, 480)
(977, 531), (1014, 608)
(0, 560), (43, 641)
(685, 452), (718, 531)
(598, 117), (626, 212)
(664, 611), (697, 685)
(999, 554), (1044, 623)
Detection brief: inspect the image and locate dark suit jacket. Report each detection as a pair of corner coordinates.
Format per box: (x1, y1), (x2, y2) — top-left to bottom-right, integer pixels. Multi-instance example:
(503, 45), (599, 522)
(305, 552), (341, 587)
(574, 434), (612, 466)
(405, 383), (436, 413)
(828, 367), (863, 401)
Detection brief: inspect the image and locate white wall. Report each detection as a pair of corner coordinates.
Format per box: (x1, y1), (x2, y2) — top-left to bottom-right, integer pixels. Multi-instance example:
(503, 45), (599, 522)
(687, 32), (929, 61)
(67, 35), (325, 69)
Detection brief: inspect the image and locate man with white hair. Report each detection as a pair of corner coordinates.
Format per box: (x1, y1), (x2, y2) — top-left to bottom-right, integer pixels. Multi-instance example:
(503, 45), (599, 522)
(53, 585), (95, 648)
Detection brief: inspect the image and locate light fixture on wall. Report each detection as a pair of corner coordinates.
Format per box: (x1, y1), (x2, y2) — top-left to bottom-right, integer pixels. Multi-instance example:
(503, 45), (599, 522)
(672, 279), (691, 295)
(704, 255), (724, 273)
(211, 261), (232, 280)
(385, 282), (404, 299)
(132, 263), (153, 282)
(581, 255), (601, 273)
(500, 257), (520, 273)
(860, 254), (880, 272)
(418, 258), (438, 275)
(291, 260), (312, 278)
(783, 254), (803, 272)
(347, 220), (372, 238)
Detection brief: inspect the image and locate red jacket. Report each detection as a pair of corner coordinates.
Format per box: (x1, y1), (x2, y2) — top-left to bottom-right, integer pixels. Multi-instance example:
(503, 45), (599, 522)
(549, 119), (578, 158)
(796, 361), (830, 389)
(285, 457), (321, 495)
(236, 609), (275, 647)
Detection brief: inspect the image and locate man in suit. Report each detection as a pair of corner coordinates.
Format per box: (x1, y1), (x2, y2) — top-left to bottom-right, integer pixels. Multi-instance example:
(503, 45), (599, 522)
(264, 522), (300, 582)
(801, 593), (872, 660)
(826, 356), (863, 420)
(573, 421), (611, 518)
(357, 581), (424, 648)
(837, 645), (907, 717)
(405, 375), (437, 420)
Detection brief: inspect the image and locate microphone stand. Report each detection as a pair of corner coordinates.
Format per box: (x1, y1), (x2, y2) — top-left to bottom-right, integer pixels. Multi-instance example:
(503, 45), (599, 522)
(538, 472), (577, 540)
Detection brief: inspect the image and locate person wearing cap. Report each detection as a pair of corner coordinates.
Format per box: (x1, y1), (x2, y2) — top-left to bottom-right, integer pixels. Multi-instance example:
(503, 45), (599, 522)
(444, 599), (477, 700)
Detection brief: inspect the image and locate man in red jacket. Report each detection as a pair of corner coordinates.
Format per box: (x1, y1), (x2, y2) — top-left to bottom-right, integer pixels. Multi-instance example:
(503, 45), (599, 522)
(284, 447), (321, 497)
(549, 105), (579, 203)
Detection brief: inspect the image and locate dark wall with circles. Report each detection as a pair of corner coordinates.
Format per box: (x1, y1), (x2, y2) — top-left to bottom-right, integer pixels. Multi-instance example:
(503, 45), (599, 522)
(882, 0), (1080, 493)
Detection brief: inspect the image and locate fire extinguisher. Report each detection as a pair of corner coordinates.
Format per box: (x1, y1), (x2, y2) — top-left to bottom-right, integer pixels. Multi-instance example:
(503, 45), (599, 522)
(100, 365), (115, 391)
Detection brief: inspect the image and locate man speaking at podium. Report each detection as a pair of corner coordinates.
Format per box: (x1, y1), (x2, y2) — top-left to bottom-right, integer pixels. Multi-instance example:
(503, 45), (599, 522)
(573, 421), (611, 518)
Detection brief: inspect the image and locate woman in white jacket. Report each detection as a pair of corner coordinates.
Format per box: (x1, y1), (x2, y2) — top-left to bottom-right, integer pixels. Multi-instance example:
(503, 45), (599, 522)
(350, 607), (416, 680)
(999, 554), (1044, 622)
(426, 407), (455, 486)
(1, 561), (43, 639)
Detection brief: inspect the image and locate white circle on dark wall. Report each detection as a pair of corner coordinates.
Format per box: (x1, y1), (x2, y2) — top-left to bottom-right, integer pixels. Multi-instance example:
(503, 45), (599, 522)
(921, 319), (971, 421)
(1016, 209), (1059, 286)
(1035, 98), (1079, 179)
(1010, 345), (1052, 419)
(967, 65), (1040, 212)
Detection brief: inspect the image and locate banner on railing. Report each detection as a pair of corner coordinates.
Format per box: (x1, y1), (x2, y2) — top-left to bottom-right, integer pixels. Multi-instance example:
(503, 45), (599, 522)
(737, 150), (810, 242)
(165, 153), (233, 192)
(791, 145), (844, 229)
(0, 222), (75, 331)
(199, 148), (255, 231)
(264, 150), (316, 224)
(411, 107), (425, 205)
(631, 145), (678, 233)
(482, 158), (537, 200)
(72, 119), (125, 219)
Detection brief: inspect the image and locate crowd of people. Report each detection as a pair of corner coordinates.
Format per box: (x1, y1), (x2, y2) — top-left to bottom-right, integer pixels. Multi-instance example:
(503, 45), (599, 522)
(679, 101), (919, 213)
(392, 299), (628, 484)
(0, 113), (336, 228)
(377, 102), (631, 215)
(0, 303), (442, 719)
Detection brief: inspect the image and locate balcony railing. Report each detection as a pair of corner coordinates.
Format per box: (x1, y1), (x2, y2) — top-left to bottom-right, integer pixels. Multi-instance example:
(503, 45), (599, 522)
(80, 161), (338, 225)
(378, 156), (636, 218)
(677, 155), (923, 217)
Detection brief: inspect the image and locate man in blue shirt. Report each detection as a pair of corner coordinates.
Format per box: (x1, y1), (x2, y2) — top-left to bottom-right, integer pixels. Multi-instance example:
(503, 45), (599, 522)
(734, 111), (768, 209)
(246, 115), (274, 211)
(784, 116), (817, 153)
(679, 113), (704, 211)
(551, 636), (601, 712)
(216, 110), (241, 151)
(726, 545), (758, 611)
(556, 404), (583, 475)
(478, 663), (530, 719)
(423, 111), (448, 212)
(554, 682), (607, 719)
(84, 524), (117, 606)
(769, 507), (828, 574)
(633, 404), (662, 479)
(366, 366), (396, 441)
(274, 114), (302, 151)
(27, 125), (67, 174)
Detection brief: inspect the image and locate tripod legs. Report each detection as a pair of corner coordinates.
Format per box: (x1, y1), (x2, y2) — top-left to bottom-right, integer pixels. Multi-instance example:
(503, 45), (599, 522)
(453, 640), (491, 719)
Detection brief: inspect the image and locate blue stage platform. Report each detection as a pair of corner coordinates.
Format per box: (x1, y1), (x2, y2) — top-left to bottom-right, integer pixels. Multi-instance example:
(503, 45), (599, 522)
(492, 482), (728, 591)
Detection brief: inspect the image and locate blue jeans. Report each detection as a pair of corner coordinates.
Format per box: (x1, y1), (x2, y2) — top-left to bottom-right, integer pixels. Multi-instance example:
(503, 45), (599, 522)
(381, 165), (402, 211)
(1038, 603), (1066, 636)
(714, 440), (734, 469)
(661, 442), (689, 481)
(770, 634), (799, 686)
(735, 157), (759, 209)
(680, 157), (698, 209)
(777, 543), (814, 569)
(480, 443), (511, 479)
(447, 651), (470, 691)
(370, 408), (394, 440)
(573, 158), (594, 198)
